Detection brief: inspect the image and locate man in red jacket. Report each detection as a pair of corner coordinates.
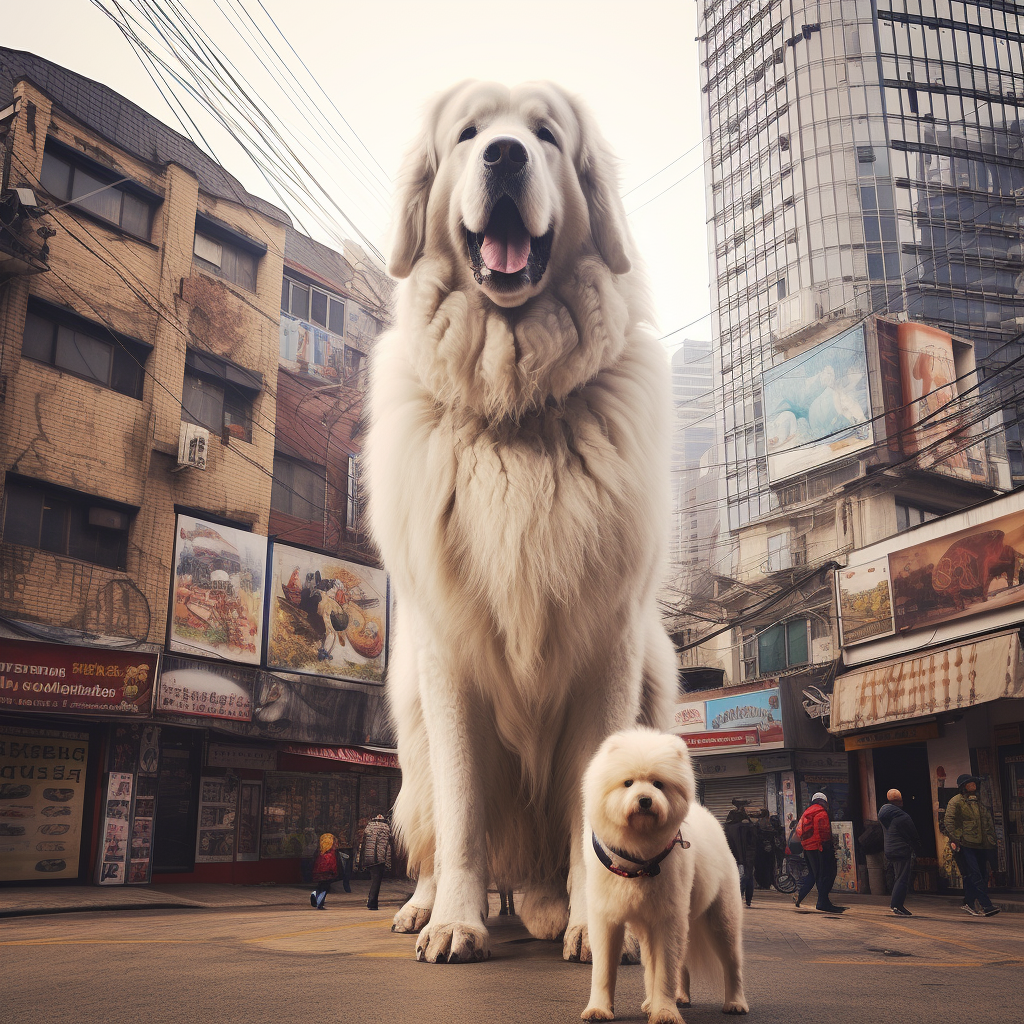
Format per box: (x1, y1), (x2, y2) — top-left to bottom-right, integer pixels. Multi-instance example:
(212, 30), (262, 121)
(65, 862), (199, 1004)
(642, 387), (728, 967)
(793, 792), (847, 913)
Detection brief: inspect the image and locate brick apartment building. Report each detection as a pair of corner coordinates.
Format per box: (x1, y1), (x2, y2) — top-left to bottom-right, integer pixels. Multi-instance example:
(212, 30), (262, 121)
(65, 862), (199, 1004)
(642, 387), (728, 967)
(0, 49), (396, 887)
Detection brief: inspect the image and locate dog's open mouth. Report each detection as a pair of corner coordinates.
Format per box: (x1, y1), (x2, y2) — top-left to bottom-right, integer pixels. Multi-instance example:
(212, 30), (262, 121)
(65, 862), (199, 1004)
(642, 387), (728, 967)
(466, 197), (553, 292)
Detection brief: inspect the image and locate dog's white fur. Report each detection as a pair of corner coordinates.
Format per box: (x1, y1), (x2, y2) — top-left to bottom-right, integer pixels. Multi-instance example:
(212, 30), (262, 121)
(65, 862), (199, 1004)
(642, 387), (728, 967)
(582, 730), (748, 1022)
(365, 81), (677, 963)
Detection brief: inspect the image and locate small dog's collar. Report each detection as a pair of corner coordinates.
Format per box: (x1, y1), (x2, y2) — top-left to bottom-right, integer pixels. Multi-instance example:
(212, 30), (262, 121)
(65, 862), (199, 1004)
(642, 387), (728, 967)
(591, 829), (689, 878)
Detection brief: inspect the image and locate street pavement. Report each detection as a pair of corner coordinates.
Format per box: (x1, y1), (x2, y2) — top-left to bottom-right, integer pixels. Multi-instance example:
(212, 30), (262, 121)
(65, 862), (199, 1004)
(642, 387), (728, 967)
(1, 885), (1021, 1023)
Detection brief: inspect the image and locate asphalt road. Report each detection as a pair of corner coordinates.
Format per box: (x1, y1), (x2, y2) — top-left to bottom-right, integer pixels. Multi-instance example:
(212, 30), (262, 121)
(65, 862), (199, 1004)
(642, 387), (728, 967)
(2, 892), (1020, 1023)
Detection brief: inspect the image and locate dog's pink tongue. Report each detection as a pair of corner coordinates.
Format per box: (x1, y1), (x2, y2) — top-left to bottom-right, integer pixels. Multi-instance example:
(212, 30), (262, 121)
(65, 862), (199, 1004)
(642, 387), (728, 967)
(482, 220), (531, 274)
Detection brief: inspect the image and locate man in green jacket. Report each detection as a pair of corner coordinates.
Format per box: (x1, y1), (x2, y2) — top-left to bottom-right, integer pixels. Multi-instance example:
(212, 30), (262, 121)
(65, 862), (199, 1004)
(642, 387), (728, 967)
(943, 774), (1000, 917)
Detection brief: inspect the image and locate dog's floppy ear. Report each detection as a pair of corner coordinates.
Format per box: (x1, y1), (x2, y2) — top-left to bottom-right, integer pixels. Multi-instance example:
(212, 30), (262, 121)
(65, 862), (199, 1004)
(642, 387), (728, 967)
(570, 97), (631, 276)
(387, 124), (438, 279)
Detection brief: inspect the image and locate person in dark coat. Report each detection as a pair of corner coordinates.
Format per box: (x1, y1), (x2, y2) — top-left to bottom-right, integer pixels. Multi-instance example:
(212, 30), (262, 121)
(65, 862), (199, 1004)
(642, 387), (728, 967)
(724, 801), (758, 908)
(877, 789), (922, 917)
(944, 773), (1000, 917)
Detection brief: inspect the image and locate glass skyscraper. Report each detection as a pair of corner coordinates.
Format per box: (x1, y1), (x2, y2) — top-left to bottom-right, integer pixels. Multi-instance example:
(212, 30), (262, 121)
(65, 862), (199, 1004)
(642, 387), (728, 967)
(700, 0), (1024, 533)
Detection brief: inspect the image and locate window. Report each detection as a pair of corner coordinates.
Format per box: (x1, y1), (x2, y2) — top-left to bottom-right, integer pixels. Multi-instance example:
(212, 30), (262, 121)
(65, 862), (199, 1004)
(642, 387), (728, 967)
(193, 233), (257, 291)
(281, 276), (347, 334)
(346, 455), (360, 532)
(39, 147), (155, 238)
(181, 349), (261, 443)
(896, 501), (940, 532)
(756, 619), (809, 675)
(21, 299), (146, 399)
(271, 454), (326, 522)
(344, 347), (364, 379)
(3, 478), (131, 570)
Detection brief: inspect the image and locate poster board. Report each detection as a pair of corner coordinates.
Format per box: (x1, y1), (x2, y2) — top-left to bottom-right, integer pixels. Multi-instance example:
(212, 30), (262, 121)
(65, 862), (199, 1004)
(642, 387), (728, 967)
(96, 772), (133, 884)
(195, 775), (240, 863)
(831, 820), (858, 892)
(0, 726), (89, 881)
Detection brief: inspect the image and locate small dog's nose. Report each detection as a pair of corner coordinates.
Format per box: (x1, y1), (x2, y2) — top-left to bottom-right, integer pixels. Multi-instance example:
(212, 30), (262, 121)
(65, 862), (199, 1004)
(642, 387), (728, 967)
(483, 136), (528, 175)
(639, 796), (653, 810)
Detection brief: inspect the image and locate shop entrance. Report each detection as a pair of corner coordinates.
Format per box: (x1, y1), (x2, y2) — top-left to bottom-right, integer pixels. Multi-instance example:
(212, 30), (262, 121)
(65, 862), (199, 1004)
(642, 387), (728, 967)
(872, 742), (936, 857)
(152, 728), (202, 873)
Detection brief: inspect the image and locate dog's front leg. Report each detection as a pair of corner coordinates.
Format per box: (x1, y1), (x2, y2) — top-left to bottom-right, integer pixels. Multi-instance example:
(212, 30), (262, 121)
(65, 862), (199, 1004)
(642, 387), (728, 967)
(413, 661), (490, 963)
(581, 918), (624, 1020)
(646, 930), (685, 1024)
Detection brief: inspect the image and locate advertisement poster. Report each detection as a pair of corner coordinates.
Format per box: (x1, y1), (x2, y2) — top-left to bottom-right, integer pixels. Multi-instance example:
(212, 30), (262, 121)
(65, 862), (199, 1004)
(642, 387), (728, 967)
(762, 324), (873, 482)
(267, 543), (387, 683)
(169, 515), (267, 665)
(157, 657), (254, 721)
(705, 688), (784, 748)
(0, 727), (89, 881)
(0, 639), (155, 717)
(127, 774), (158, 884)
(836, 558), (896, 646)
(889, 507), (1024, 635)
(195, 775), (240, 863)
(97, 772), (133, 885)
(831, 821), (858, 891)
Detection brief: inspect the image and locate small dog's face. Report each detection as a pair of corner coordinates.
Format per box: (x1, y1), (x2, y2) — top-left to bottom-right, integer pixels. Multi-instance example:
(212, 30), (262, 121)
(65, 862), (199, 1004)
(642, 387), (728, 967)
(388, 80), (631, 308)
(585, 729), (696, 854)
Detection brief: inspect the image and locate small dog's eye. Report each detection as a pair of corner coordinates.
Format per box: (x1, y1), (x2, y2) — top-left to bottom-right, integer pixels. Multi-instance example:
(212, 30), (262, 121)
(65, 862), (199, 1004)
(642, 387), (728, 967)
(458, 125), (477, 143)
(536, 126), (557, 146)
(653, 781), (664, 790)
(624, 780), (633, 788)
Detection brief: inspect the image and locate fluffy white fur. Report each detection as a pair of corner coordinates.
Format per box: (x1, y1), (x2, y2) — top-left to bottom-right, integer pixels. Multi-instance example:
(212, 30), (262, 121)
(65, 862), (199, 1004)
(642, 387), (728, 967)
(365, 81), (677, 964)
(582, 730), (749, 1022)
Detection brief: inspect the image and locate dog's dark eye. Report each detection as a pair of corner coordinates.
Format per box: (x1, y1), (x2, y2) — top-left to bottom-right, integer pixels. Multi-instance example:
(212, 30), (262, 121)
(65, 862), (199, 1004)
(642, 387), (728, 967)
(458, 125), (477, 143)
(536, 126), (557, 146)
(653, 781), (664, 790)
(624, 780), (633, 788)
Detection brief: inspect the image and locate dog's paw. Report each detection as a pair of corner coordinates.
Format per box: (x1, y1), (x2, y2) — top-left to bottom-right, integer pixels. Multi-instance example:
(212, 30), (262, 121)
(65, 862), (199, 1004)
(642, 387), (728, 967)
(414, 920), (489, 963)
(648, 1006), (684, 1024)
(563, 923), (592, 963)
(392, 902), (432, 933)
(520, 884), (569, 941)
(676, 998), (692, 1009)
(722, 998), (749, 1015)
(581, 1005), (614, 1021)
(621, 930), (641, 965)
(641, 997), (651, 1014)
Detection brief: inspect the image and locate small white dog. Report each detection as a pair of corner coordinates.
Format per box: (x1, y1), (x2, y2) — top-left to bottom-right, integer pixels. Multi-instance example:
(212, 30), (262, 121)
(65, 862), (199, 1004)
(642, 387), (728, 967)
(582, 729), (749, 1023)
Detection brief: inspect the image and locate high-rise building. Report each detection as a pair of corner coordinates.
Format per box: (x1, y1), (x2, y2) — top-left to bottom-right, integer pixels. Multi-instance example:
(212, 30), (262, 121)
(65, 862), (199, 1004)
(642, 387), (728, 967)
(668, 339), (717, 569)
(700, 0), (1024, 536)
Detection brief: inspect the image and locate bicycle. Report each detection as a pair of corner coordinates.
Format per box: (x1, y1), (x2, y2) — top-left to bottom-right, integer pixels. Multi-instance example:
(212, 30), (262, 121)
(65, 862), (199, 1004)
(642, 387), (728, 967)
(773, 852), (808, 894)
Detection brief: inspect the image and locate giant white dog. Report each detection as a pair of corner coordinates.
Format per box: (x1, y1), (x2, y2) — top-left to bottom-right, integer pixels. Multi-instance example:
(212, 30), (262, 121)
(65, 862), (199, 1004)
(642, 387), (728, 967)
(365, 81), (677, 964)
(582, 730), (748, 1022)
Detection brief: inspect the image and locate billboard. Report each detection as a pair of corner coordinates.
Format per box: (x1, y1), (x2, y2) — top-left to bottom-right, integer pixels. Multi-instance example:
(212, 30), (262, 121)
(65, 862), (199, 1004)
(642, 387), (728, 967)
(762, 324), (873, 482)
(157, 657), (255, 721)
(169, 515), (267, 665)
(836, 558), (895, 646)
(267, 543), (387, 684)
(673, 687), (784, 753)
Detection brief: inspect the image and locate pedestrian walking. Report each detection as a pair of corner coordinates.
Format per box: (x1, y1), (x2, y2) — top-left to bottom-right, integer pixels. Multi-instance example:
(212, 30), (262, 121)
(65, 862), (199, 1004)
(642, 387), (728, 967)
(724, 800), (758, 907)
(358, 813), (393, 911)
(753, 809), (778, 889)
(944, 774), (1000, 917)
(309, 832), (347, 910)
(877, 789), (921, 917)
(792, 792), (846, 913)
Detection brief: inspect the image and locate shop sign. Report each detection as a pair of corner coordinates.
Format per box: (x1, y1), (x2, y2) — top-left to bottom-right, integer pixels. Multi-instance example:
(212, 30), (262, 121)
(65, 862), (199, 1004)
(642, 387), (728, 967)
(674, 686), (785, 752)
(279, 743), (399, 769)
(0, 639), (156, 717)
(0, 726), (89, 881)
(694, 750), (792, 778)
(843, 722), (939, 751)
(672, 703), (706, 732)
(795, 751), (848, 772)
(993, 723), (1022, 746)
(831, 631), (1024, 733)
(157, 658), (254, 721)
(207, 742), (277, 771)
(683, 729), (761, 751)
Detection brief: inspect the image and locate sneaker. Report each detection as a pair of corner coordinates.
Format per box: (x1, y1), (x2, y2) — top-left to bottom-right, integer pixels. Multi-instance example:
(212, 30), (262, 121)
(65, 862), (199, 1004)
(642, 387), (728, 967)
(891, 907), (913, 917)
(983, 907), (1001, 917)
(367, 902), (378, 911)
(819, 904), (847, 913)
(961, 904), (982, 916)
(310, 891), (318, 909)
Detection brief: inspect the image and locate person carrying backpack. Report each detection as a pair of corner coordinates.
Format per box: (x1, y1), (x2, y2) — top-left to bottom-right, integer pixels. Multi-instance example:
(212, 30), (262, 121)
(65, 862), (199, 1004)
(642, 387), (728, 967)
(792, 792), (846, 913)
(309, 832), (346, 910)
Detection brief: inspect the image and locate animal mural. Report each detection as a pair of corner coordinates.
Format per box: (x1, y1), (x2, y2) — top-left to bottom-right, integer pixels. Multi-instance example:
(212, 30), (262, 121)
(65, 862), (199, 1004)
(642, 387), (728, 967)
(267, 545), (387, 683)
(170, 518), (266, 665)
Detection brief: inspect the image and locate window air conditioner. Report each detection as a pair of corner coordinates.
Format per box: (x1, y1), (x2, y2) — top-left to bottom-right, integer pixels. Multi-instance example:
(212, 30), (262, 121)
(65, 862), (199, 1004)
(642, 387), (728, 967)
(176, 422), (209, 471)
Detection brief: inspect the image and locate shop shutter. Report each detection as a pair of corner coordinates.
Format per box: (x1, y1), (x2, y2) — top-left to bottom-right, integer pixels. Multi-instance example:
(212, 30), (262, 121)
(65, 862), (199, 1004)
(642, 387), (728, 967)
(698, 774), (768, 824)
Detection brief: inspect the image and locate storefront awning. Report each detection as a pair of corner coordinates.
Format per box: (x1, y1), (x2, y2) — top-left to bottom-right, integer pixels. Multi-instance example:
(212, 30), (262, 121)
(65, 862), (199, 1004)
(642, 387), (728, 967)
(279, 742), (398, 769)
(830, 629), (1024, 734)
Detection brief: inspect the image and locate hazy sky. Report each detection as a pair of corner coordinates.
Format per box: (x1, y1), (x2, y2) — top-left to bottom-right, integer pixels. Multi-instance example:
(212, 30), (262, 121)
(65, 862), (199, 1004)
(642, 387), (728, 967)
(5, 1), (709, 340)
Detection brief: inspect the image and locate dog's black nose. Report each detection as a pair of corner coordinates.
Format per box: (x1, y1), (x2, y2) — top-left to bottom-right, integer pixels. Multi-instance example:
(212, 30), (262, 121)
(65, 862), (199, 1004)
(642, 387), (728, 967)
(483, 136), (528, 175)
(639, 796), (653, 810)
